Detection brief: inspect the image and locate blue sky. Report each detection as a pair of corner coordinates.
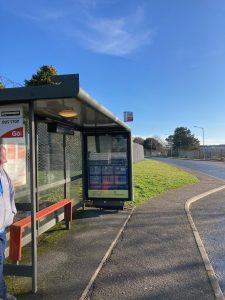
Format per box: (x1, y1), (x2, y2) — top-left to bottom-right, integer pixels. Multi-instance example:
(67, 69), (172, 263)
(1, 0), (225, 145)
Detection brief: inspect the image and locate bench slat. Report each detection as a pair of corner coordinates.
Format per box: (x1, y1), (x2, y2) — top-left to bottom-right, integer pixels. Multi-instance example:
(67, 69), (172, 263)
(13, 199), (72, 228)
(36, 199), (71, 220)
(9, 199), (73, 262)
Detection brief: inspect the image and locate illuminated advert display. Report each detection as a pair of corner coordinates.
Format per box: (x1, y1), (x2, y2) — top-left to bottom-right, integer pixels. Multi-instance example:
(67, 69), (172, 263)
(87, 134), (129, 199)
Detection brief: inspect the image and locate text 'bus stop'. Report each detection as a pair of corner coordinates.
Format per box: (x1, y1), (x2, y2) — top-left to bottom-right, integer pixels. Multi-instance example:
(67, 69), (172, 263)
(0, 74), (133, 292)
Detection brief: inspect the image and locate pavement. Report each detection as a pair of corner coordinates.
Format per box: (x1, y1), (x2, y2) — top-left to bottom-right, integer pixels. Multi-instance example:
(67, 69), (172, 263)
(18, 208), (131, 300)
(18, 171), (225, 300)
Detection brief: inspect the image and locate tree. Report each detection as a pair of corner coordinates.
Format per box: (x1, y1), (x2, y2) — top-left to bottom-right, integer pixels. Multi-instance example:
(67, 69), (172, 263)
(166, 127), (200, 151)
(24, 65), (58, 86)
(0, 81), (5, 89)
(133, 137), (144, 145)
(144, 137), (164, 151)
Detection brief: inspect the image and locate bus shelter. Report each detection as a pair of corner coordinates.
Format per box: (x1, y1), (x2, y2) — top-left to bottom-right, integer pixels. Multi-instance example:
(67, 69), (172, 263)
(0, 74), (133, 292)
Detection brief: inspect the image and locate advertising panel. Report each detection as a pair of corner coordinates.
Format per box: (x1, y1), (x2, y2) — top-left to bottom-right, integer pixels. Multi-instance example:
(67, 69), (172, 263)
(4, 143), (27, 187)
(87, 134), (129, 199)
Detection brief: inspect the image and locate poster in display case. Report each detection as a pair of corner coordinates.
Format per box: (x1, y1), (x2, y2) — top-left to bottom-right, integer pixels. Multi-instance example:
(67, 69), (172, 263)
(102, 166), (113, 175)
(89, 166), (101, 175)
(3, 142), (27, 187)
(87, 134), (130, 199)
(89, 176), (102, 187)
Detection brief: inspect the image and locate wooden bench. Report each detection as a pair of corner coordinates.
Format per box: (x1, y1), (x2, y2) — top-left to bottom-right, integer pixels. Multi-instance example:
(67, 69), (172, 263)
(9, 199), (72, 263)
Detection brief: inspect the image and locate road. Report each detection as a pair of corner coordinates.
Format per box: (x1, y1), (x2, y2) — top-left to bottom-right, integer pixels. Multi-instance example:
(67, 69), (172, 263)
(151, 157), (225, 181)
(152, 157), (225, 294)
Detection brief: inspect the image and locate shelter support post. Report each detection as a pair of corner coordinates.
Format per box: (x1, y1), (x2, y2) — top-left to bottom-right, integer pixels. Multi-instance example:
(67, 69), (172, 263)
(29, 102), (38, 293)
(128, 132), (133, 201)
(81, 132), (86, 210)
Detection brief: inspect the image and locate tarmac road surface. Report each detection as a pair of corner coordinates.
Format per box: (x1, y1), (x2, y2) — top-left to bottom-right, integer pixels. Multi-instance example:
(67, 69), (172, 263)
(151, 157), (225, 181)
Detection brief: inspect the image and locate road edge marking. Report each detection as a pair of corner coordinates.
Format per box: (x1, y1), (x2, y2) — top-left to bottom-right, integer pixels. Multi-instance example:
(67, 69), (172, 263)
(79, 207), (136, 300)
(185, 185), (225, 300)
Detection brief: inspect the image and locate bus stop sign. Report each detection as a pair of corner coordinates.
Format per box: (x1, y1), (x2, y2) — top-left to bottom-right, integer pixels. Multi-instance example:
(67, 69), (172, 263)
(124, 111), (133, 122)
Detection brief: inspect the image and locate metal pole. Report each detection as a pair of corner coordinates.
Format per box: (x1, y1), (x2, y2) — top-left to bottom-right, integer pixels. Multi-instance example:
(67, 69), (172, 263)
(29, 102), (38, 293)
(63, 134), (67, 198)
(128, 132), (133, 201)
(81, 132), (86, 211)
(194, 126), (205, 160)
(202, 127), (205, 160)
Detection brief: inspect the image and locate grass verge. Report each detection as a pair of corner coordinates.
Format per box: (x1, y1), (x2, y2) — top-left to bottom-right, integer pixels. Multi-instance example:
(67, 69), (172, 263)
(131, 159), (198, 206)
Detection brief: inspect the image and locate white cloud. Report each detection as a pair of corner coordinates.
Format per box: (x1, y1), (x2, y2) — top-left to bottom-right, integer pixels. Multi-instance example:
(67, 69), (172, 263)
(6, 1), (154, 57)
(78, 15), (154, 56)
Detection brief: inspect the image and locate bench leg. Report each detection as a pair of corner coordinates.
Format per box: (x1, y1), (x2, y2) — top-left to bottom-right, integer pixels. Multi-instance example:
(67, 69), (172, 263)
(9, 225), (23, 263)
(64, 203), (72, 230)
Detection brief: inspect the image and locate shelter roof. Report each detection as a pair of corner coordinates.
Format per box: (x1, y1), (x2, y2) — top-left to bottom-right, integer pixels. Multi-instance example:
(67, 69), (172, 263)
(0, 74), (130, 132)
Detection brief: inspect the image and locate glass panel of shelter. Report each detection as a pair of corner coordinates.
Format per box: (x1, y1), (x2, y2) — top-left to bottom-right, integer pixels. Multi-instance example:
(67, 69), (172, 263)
(36, 120), (83, 209)
(65, 132), (83, 205)
(37, 122), (64, 208)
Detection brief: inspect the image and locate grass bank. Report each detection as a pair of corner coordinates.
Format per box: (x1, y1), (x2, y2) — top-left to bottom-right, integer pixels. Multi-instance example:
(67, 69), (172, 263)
(132, 159), (198, 206)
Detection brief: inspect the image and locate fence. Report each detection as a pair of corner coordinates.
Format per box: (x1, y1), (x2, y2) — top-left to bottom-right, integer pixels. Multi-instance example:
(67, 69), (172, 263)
(167, 145), (225, 161)
(133, 142), (144, 163)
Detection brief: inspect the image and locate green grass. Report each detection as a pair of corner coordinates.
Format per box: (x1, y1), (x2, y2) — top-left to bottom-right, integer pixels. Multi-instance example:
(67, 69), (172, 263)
(132, 159), (198, 206)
